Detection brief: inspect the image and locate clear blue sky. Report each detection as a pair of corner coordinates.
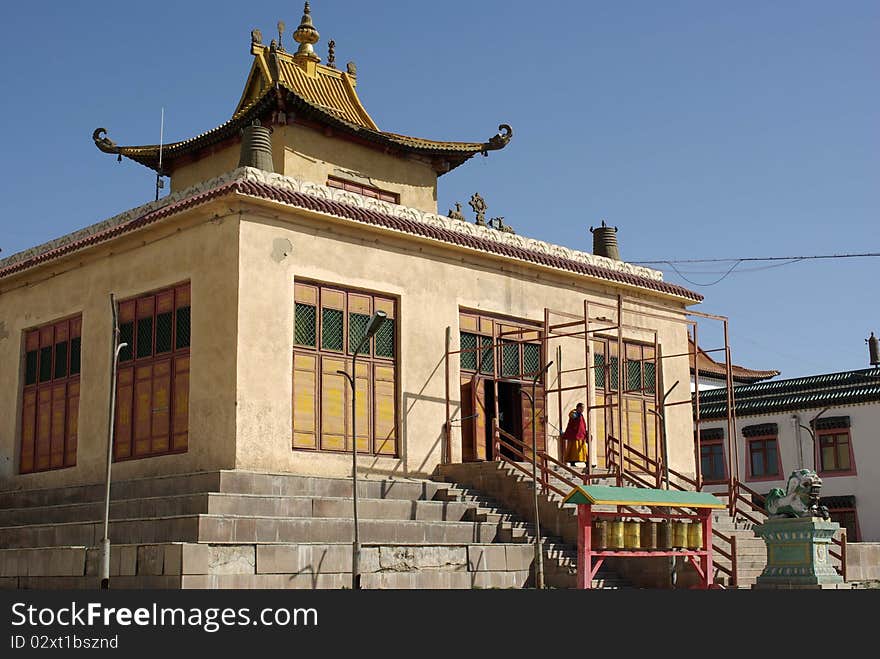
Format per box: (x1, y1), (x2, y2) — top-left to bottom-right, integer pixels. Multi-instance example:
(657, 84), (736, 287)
(1, 1), (877, 379)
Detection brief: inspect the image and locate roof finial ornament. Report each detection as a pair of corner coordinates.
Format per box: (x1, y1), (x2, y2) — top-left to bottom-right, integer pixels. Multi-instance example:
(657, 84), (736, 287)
(447, 202), (465, 221)
(251, 28), (263, 46)
(469, 193), (487, 226)
(346, 61), (357, 77)
(292, 1), (321, 62)
(328, 39), (336, 68)
(277, 21), (286, 51)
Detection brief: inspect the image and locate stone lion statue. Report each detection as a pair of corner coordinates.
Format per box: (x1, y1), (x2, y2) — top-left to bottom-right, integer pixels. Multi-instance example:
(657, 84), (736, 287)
(764, 469), (829, 520)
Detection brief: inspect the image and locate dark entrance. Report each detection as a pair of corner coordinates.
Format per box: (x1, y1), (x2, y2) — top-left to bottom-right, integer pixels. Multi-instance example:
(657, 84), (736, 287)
(485, 381), (522, 460)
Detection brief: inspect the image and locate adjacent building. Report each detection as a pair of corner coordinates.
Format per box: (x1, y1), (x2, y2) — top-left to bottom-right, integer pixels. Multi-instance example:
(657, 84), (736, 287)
(697, 368), (880, 541)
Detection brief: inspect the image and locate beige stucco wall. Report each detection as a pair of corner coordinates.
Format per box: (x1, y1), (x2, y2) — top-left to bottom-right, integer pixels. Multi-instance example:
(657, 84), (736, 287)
(0, 202), (240, 491)
(171, 124), (439, 213)
(0, 192), (697, 492)
(701, 403), (880, 541)
(232, 200), (696, 481)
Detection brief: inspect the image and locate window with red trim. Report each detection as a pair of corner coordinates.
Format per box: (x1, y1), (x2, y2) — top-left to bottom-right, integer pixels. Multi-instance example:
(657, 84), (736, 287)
(817, 429), (855, 475)
(327, 176), (399, 204)
(700, 439), (727, 483)
(747, 435), (782, 480)
(19, 316), (82, 473)
(114, 283), (190, 461)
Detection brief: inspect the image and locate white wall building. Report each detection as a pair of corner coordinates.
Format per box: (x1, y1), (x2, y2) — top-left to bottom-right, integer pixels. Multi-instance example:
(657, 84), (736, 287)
(696, 368), (880, 541)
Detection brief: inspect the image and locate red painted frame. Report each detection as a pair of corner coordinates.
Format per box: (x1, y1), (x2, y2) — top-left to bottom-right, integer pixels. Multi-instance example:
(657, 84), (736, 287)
(745, 434), (783, 482)
(700, 438), (728, 484)
(327, 176), (399, 204)
(815, 429), (857, 477)
(576, 504), (714, 590)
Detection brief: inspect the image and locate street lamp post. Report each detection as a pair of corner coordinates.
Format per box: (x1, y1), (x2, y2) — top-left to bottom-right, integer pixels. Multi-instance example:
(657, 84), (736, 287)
(101, 294), (128, 590)
(520, 360), (553, 589)
(337, 310), (387, 590)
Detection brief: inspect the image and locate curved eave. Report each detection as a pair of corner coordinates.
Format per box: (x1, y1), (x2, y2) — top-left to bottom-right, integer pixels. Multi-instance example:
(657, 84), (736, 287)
(93, 86), (510, 175)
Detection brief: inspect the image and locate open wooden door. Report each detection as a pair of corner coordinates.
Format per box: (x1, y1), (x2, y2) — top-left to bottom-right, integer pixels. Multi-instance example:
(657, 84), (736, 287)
(521, 385), (546, 461)
(460, 373), (488, 462)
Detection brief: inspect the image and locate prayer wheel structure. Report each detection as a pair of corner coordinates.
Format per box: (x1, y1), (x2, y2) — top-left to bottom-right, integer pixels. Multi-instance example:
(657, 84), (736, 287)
(623, 521), (641, 549)
(672, 521), (689, 549)
(592, 519), (608, 550)
(607, 520), (625, 549)
(640, 521), (658, 549)
(687, 520), (703, 550)
(657, 521), (673, 549)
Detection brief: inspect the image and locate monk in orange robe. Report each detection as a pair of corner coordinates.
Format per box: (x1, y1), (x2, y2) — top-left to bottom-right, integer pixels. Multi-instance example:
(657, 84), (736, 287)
(562, 402), (588, 466)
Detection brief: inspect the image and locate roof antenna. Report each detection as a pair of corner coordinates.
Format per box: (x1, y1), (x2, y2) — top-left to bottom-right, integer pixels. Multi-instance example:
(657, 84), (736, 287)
(155, 107), (165, 202)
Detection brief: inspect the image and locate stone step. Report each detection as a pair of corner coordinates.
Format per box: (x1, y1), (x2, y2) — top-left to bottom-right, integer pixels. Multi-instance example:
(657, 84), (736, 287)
(0, 515), (507, 549)
(0, 542), (540, 589)
(0, 493), (479, 528)
(0, 471), (444, 511)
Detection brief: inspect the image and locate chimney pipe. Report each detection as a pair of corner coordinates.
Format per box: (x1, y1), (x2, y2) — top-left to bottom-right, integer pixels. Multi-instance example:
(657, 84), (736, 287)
(590, 220), (621, 261)
(238, 120), (275, 172)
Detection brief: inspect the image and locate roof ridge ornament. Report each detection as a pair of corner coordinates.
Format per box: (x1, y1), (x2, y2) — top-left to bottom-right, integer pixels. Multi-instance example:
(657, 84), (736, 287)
(277, 21), (286, 51)
(292, 2), (321, 63)
(328, 39), (336, 68)
(482, 124), (513, 154)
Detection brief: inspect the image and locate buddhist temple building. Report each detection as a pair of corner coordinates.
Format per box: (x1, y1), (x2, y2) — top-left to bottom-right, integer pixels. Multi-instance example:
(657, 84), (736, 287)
(0, 5), (786, 590)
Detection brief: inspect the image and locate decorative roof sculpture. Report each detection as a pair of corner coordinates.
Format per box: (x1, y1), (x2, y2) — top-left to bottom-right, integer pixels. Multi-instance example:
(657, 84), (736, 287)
(93, 3), (512, 177)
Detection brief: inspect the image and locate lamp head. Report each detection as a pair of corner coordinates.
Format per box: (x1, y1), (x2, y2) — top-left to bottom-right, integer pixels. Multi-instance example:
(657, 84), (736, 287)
(365, 310), (387, 339)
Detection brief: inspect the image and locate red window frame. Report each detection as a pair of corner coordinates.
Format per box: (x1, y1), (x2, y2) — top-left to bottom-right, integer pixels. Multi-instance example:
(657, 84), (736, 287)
(746, 435), (783, 482)
(113, 282), (191, 461)
(816, 429), (857, 477)
(19, 315), (82, 473)
(700, 438), (728, 484)
(327, 176), (399, 204)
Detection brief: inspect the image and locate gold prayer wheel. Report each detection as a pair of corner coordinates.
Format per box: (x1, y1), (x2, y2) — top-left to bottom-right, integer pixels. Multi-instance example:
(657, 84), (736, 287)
(607, 520), (625, 549)
(657, 521), (672, 549)
(592, 519), (608, 550)
(623, 521), (641, 549)
(640, 521), (658, 550)
(687, 520), (703, 549)
(672, 521), (689, 549)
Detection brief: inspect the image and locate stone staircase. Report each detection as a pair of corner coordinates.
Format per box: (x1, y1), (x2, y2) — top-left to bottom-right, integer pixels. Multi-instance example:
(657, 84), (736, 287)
(435, 461), (779, 589)
(434, 462), (631, 589)
(0, 470), (544, 589)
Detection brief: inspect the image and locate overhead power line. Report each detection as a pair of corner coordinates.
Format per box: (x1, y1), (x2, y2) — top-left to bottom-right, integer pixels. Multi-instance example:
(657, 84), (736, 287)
(632, 252), (880, 265)
(632, 251), (880, 287)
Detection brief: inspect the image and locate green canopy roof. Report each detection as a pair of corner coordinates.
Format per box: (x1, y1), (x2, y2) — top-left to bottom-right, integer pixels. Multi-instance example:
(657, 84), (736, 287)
(563, 485), (725, 509)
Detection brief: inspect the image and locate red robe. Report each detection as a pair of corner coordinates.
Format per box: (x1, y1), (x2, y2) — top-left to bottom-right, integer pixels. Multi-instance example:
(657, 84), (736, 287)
(562, 408), (588, 462)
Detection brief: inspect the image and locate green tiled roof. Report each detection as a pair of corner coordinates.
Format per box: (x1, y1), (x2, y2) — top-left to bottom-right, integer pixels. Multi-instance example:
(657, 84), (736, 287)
(563, 485), (724, 508)
(696, 368), (880, 419)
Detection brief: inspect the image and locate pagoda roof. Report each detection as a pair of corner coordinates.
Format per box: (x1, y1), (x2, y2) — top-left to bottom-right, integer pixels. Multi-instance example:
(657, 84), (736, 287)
(93, 12), (511, 175)
(689, 338), (780, 384)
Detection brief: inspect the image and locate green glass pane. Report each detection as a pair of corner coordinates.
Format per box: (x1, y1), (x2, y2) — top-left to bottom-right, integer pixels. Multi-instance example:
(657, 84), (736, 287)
(53, 341), (68, 379)
(501, 340), (519, 377)
(627, 360), (642, 391)
(480, 335), (494, 374)
(25, 350), (38, 385)
(460, 332), (477, 371)
(119, 322), (133, 361)
(136, 317), (153, 359)
(375, 318), (394, 358)
(156, 312), (173, 354)
(175, 307), (191, 350)
(322, 308), (344, 351)
(69, 337), (81, 376)
(294, 303), (317, 347)
(39, 346), (52, 382)
(349, 312), (370, 355)
(644, 361), (656, 393)
(523, 344), (540, 375)
(593, 352), (605, 391)
(609, 356), (619, 391)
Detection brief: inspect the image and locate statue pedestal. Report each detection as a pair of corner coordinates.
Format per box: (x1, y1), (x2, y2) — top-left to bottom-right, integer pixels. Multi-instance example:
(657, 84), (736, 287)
(752, 517), (846, 589)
